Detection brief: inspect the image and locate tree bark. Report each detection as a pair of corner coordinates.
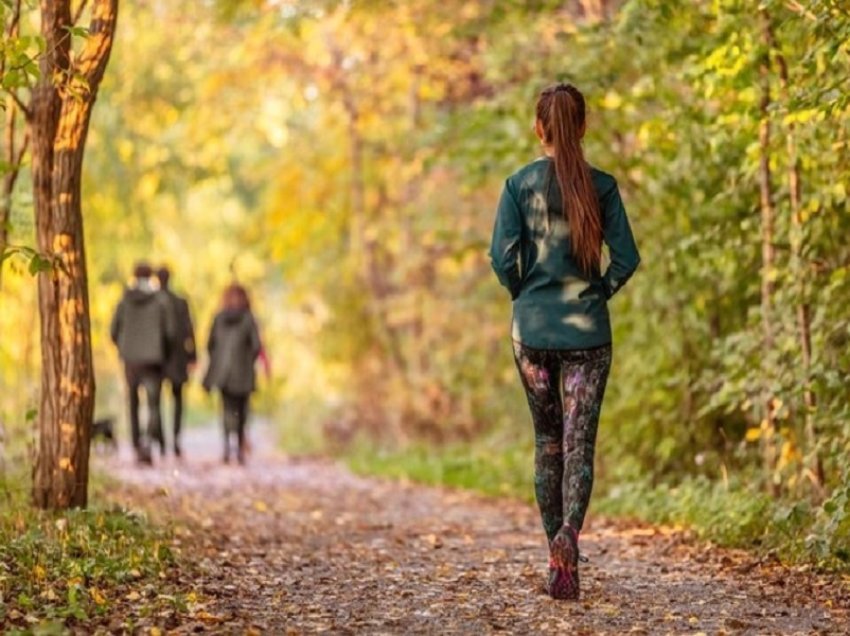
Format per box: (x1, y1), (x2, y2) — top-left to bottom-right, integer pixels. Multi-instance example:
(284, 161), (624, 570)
(31, 0), (118, 510)
(757, 8), (779, 495)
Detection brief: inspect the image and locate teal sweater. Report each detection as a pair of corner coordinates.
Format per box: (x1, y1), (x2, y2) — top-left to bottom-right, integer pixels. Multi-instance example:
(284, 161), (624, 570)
(489, 157), (640, 350)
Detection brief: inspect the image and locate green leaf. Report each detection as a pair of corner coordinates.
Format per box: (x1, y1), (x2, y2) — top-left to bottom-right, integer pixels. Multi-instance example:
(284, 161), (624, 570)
(26, 253), (57, 276)
(2, 69), (23, 89)
(64, 25), (91, 39)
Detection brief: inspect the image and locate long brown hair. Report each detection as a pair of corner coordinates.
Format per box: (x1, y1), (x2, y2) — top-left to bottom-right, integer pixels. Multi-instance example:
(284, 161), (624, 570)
(536, 83), (602, 276)
(222, 283), (251, 311)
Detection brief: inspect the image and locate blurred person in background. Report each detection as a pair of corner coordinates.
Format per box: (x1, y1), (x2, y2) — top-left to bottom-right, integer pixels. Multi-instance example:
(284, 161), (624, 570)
(110, 262), (176, 465)
(203, 283), (261, 465)
(157, 266), (197, 458)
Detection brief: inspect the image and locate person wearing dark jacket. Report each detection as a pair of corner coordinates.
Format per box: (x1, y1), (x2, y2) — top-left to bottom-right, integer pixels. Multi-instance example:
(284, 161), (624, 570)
(203, 283), (261, 465)
(156, 267), (197, 458)
(110, 262), (177, 464)
(490, 84), (639, 600)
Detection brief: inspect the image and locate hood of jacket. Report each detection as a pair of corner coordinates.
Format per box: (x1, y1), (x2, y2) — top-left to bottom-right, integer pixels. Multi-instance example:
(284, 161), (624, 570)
(125, 287), (159, 305)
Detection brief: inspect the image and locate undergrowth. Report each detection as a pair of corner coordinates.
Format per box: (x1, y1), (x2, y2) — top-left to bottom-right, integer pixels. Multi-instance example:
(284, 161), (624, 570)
(0, 470), (182, 633)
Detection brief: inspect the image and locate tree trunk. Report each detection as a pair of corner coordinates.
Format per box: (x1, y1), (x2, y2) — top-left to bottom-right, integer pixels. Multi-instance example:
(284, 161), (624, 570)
(31, 0), (118, 510)
(763, 12), (824, 495)
(757, 8), (779, 495)
(0, 0), (28, 290)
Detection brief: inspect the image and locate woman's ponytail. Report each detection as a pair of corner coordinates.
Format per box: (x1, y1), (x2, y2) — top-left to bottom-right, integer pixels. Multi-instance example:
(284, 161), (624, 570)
(537, 84), (602, 276)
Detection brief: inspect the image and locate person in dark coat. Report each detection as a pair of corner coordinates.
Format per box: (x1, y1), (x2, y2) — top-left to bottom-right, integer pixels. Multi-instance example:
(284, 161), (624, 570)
(203, 283), (261, 465)
(156, 267), (197, 458)
(110, 262), (176, 464)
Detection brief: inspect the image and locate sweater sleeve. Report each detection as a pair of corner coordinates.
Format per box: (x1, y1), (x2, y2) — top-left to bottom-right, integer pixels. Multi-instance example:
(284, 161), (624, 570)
(489, 179), (524, 300)
(249, 317), (262, 361)
(159, 293), (178, 355)
(182, 298), (197, 363)
(207, 316), (218, 355)
(600, 179), (640, 299)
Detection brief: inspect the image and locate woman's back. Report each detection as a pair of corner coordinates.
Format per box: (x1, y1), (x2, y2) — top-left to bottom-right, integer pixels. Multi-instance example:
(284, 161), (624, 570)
(490, 157), (639, 350)
(204, 308), (261, 396)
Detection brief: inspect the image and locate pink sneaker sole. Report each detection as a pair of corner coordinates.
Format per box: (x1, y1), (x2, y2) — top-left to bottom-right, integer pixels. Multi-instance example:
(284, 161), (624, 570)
(548, 530), (579, 600)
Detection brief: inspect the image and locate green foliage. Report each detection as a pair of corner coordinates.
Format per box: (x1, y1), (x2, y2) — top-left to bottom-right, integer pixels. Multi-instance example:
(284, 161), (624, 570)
(345, 436), (534, 501)
(0, 473), (180, 628)
(809, 466), (850, 564)
(0, 245), (64, 275)
(597, 477), (780, 549)
(596, 473), (850, 570)
(0, 32), (43, 90)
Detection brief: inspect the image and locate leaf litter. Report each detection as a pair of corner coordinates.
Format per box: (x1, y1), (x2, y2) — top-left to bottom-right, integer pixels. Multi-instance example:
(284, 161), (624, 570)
(76, 427), (850, 634)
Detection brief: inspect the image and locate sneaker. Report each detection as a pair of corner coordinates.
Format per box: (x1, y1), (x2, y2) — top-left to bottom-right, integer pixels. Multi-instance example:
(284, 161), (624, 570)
(547, 525), (580, 600)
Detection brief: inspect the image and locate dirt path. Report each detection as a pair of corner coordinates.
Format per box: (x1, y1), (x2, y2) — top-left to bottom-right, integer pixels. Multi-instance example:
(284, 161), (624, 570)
(99, 426), (849, 635)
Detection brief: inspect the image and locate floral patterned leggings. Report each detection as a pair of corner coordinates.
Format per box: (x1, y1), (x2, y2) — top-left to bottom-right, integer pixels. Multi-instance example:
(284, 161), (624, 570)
(513, 341), (612, 543)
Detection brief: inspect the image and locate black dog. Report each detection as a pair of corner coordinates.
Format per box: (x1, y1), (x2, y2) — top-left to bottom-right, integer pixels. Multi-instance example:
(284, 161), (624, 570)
(90, 417), (118, 453)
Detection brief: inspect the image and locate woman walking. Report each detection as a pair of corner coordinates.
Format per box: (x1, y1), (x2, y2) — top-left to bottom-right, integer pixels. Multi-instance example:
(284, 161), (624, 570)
(489, 83), (640, 600)
(203, 284), (262, 465)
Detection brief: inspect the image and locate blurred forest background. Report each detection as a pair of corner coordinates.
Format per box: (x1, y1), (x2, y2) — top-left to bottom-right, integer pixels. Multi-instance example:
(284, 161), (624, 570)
(2, 0), (850, 563)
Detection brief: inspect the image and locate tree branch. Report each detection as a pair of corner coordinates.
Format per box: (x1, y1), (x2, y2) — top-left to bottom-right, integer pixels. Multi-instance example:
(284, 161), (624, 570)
(15, 130), (30, 168)
(1, 0), (23, 78)
(73, 0), (91, 25)
(8, 0), (22, 37)
(39, 2), (74, 78)
(784, 1), (818, 21)
(77, 0), (118, 87)
(3, 135), (29, 202)
(9, 91), (31, 120)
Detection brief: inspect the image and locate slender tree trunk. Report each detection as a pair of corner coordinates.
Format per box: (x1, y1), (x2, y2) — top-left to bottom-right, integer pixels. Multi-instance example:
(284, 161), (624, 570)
(1, 101), (13, 264)
(31, 0), (118, 510)
(344, 96), (366, 270)
(763, 13), (824, 495)
(757, 8), (779, 495)
(0, 0), (28, 290)
(1, 98), (26, 283)
(326, 41), (366, 277)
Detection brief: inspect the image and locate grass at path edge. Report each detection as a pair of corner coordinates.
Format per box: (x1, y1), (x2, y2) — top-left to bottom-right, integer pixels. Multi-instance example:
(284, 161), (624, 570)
(0, 470), (185, 633)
